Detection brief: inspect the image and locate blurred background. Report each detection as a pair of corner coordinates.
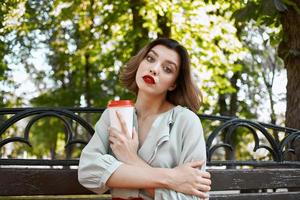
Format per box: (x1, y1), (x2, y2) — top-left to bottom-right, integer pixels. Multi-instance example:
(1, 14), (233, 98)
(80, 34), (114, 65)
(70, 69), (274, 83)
(1, 0), (299, 161)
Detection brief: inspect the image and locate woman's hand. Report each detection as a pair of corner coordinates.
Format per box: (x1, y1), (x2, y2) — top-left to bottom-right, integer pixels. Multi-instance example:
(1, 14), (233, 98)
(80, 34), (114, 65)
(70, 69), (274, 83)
(168, 160), (211, 198)
(108, 111), (139, 164)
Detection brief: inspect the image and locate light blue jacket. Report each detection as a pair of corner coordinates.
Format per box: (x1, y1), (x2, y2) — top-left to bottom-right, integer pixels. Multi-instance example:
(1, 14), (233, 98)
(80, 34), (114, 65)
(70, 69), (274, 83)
(78, 105), (207, 200)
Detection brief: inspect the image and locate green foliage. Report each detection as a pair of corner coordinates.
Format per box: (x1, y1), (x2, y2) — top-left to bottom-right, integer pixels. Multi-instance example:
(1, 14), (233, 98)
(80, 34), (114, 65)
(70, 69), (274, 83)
(0, 0), (23, 108)
(25, 117), (63, 159)
(0, 0), (285, 161)
(233, 0), (279, 26)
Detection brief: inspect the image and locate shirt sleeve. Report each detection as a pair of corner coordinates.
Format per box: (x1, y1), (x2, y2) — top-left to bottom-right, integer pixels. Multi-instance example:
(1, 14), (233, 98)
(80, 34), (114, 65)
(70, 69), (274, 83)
(154, 109), (207, 200)
(78, 109), (123, 194)
(178, 110), (206, 170)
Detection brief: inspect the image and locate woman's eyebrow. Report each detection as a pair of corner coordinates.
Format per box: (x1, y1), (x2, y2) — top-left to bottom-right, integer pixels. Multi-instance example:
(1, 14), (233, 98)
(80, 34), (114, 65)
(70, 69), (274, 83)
(149, 49), (158, 56)
(150, 49), (178, 70)
(166, 60), (178, 71)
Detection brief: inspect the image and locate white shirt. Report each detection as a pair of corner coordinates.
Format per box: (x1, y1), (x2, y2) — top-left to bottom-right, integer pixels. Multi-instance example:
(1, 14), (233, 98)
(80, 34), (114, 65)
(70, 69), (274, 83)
(78, 105), (207, 200)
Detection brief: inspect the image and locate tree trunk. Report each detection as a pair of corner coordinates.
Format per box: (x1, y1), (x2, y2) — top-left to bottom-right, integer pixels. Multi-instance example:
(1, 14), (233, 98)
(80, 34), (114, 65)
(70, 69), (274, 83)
(261, 54), (278, 142)
(229, 72), (239, 116)
(218, 72), (240, 117)
(218, 94), (229, 116)
(218, 73), (240, 167)
(157, 12), (171, 38)
(82, 0), (95, 127)
(84, 53), (91, 108)
(219, 95), (236, 166)
(50, 146), (56, 160)
(278, 1), (300, 161)
(84, 0), (95, 109)
(130, 0), (149, 55)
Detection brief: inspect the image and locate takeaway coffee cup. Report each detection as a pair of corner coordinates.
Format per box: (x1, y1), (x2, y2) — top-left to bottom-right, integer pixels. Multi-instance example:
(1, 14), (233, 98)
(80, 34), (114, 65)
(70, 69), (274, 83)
(107, 100), (134, 137)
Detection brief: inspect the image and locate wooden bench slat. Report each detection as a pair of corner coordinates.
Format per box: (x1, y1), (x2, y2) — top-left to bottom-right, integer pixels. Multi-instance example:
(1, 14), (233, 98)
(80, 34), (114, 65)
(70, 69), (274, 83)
(1, 192), (300, 200)
(210, 191), (300, 200)
(1, 167), (300, 199)
(209, 168), (300, 190)
(0, 168), (92, 196)
(0, 195), (111, 200)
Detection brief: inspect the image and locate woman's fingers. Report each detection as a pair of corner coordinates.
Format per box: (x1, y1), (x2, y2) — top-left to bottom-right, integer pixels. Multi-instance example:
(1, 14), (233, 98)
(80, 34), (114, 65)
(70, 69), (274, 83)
(115, 111), (130, 137)
(192, 189), (209, 199)
(108, 126), (139, 163)
(108, 130), (119, 144)
(187, 161), (211, 194)
(108, 127), (125, 144)
(196, 182), (211, 192)
(108, 127), (118, 140)
(187, 160), (211, 184)
(199, 171), (211, 179)
(108, 135), (116, 144)
(196, 170), (211, 187)
(132, 127), (138, 141)
(188, 160), (204, 168)
(200, 176), (212, 186)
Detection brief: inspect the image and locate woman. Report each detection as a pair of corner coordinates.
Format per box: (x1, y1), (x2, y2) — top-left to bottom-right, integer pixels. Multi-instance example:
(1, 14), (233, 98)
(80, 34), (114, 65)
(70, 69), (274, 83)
(78, 38), (211, 200)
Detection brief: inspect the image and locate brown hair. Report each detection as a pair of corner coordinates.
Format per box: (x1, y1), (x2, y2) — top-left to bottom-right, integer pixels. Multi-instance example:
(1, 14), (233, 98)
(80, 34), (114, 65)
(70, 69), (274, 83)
(119, 38), (202, 112)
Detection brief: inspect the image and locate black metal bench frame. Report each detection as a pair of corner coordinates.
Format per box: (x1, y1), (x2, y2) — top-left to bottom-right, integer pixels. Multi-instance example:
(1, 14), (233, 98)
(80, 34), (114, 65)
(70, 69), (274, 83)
(0, 108), (300, 199)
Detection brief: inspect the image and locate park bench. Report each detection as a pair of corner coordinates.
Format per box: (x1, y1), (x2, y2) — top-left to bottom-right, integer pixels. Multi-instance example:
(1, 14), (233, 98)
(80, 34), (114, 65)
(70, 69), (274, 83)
(0, 162), (300, 200)
(1, 108), (300, 200)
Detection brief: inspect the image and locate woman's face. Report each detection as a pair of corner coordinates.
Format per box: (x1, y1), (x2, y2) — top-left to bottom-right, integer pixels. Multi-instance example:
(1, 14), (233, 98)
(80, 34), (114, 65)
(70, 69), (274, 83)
(135, 44), (180, 96)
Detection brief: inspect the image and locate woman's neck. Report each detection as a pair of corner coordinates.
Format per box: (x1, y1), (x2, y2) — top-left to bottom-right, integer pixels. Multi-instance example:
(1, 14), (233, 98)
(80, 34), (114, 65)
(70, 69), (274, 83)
(135, 92), (172, 119)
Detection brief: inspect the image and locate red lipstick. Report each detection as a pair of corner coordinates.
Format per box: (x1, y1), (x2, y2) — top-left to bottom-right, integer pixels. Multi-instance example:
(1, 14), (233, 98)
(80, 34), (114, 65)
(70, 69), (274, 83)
(143, 75), (155, 84)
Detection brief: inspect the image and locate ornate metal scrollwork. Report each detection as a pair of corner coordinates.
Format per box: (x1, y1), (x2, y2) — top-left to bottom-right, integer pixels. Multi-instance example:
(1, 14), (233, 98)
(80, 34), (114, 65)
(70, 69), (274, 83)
(0, 108), (299, 167)
(205, 116), (300, 166)
(0, 108), (100, 149)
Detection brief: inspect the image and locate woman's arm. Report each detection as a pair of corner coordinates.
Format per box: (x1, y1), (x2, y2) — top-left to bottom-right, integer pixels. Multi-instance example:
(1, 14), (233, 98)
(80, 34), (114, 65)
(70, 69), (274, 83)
(106, 159), (208, 198)
(107, 112), (210, 198)
(154, 110), (211, 199)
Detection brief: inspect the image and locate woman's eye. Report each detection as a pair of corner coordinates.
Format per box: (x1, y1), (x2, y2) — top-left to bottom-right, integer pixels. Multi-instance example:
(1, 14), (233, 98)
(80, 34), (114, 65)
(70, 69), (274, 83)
(146, 55), (154, 62)
(163, 66), (172, 73)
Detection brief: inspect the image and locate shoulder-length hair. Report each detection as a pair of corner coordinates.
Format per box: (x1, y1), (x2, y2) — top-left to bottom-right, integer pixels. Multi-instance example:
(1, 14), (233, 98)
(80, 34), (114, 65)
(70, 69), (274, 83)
(119, 38), (202, 112)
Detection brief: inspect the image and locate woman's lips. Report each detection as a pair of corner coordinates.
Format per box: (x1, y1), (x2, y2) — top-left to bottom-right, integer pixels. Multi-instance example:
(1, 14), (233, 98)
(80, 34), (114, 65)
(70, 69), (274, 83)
(142, 75), (155, 84)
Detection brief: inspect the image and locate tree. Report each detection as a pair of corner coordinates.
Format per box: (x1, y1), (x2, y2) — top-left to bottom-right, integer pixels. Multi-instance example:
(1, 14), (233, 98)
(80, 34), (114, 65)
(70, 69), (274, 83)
(0, 0), (20, 109)
(232, 0), (300, 160)
(278, 1), (300, 161)
(2, 0), (281, 162)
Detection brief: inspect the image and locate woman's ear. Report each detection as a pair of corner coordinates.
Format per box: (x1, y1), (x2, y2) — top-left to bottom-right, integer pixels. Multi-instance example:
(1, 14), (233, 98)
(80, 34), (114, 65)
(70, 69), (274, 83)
(168, 84), (177, 91)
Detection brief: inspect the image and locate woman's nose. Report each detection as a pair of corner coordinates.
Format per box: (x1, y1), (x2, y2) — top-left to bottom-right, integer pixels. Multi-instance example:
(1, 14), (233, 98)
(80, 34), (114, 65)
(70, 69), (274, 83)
(149, 69), (157, 75)
(149, 63), (159, 75)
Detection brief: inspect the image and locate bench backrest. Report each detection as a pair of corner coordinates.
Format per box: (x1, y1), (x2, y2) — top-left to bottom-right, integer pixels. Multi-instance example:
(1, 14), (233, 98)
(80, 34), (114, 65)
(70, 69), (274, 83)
(1, 108), (300, 199)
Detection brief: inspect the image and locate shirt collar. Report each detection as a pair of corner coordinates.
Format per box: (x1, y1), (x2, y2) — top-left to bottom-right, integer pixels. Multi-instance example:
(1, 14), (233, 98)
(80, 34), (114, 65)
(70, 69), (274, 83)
(135, 106), (178, 163)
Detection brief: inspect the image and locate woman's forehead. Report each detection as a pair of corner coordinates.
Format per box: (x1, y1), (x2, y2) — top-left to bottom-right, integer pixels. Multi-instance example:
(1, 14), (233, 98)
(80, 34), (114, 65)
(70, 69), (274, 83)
(150, 45), (180, 66)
